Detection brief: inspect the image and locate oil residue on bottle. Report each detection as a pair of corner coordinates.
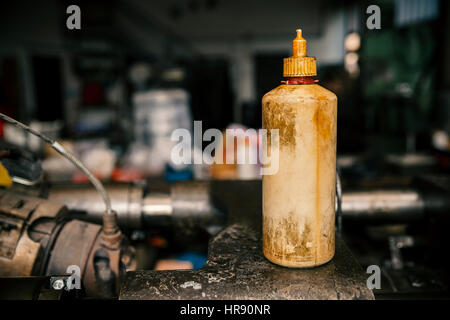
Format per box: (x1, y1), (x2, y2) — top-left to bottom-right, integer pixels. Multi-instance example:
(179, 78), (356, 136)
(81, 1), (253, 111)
(262, 29), (337, 268)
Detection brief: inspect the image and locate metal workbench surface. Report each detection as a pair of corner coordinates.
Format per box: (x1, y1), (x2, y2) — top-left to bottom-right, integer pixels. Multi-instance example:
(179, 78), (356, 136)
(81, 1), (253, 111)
(120, 181), (374, 300)
(120, 224), (374, 299)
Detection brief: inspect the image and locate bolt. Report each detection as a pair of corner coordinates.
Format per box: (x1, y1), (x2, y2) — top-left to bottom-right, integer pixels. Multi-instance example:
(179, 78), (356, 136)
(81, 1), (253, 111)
(52, 279), (65, 290)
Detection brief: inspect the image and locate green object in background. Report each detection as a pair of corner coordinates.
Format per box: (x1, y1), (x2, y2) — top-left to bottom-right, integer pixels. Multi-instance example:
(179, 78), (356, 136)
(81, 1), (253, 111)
(360, 20), (437, 148)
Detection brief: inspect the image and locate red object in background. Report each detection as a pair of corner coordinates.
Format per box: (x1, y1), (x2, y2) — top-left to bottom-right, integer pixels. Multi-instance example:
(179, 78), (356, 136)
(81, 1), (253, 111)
(148, 236), (167, 248)
(111, 168), (144, 182)
(83, 83), (104, 105)
(0, 107), (15, 137)
(72, 172), (97, 183)
(433, 150), (450, 170)
(72, 168), (144, 183)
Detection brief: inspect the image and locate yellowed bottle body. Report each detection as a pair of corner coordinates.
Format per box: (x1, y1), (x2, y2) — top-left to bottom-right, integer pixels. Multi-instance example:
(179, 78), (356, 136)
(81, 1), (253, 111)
(262, 83), (337, 268)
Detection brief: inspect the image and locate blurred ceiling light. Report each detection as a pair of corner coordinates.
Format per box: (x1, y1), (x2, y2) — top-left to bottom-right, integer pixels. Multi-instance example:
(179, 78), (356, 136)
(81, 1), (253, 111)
(129, 63), (153, 85)
(345, 52), (359, 65)
(344, 52), (359, 77)
(344, 32), (361, 52)
(432, 130), (449, 151)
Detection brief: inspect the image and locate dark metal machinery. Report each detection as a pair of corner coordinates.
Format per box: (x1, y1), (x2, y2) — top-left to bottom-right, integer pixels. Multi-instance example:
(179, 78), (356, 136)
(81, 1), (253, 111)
(2, 176), (449, 299)
(49, 178), (450, 299)
(120, 225), (374, 299)
(119, 181), (374, 300)
(0, 189), (136, 298)
(41, 178), (450, 231)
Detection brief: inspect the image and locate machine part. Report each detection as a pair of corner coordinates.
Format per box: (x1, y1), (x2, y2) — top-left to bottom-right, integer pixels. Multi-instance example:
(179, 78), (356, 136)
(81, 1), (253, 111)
(48, 183), (144, 229)
(341, 187), (450, 221)
(0, 113), (123, 294)
(52, 278), (65, 290)
(119, 180), (373, 300)
(47, 181), (225, 235)
(146, 181), (225, 237)
(45, 219), (136, 297)
(141, 192), (172, 224)
(0, 114), (126, 292)
(0, 190), (66, 276)
(0, 276), (63, 300)
(45, 220), (102, 294)
(342, 190), (425, 221)
(0, 190), (136, 297)
(45, 180), (450, 232)
(45, 178), (450, 237)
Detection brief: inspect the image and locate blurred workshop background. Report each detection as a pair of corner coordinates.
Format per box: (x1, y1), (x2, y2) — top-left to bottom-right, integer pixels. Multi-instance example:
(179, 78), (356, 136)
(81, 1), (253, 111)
(1, 0), (450, 299)
(0, 0), (449, 181)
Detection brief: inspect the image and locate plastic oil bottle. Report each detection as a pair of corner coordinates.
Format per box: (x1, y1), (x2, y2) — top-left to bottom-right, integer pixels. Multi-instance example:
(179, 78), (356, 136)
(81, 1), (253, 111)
(262, 29), (337, 268)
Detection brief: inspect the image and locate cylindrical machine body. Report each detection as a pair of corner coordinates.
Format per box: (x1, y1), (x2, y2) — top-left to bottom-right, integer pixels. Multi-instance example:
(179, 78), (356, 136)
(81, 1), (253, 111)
(0, 190), (136, 297)
(262, 82), (337, 267)
(48, 183), (144, 229)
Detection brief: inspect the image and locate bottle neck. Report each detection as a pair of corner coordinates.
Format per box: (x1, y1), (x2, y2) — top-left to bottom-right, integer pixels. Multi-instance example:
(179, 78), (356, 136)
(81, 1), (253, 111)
(282, 76), (318, 85)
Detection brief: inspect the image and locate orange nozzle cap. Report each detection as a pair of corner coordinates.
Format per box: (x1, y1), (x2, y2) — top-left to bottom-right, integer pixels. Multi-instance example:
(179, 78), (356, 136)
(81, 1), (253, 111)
(293, 29), (306, 57)
(283, 29), (317, 77)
